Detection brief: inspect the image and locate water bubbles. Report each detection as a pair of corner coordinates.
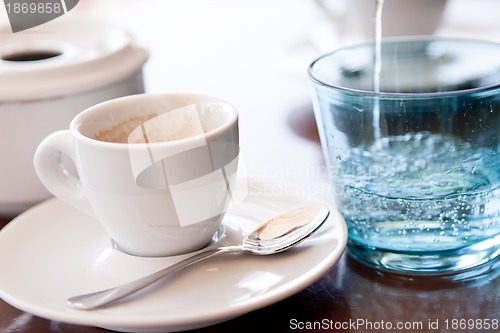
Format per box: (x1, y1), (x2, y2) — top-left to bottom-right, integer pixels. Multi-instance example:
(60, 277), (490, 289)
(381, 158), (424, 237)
(339, 134), (500, 252)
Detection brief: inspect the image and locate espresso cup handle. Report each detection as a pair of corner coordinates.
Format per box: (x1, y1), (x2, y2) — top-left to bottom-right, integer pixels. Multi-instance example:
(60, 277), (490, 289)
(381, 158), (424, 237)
(34, 130), (94, 218)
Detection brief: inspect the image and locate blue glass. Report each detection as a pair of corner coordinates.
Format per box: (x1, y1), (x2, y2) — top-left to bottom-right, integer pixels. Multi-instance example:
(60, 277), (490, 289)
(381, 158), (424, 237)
(309, 38), (500, 274)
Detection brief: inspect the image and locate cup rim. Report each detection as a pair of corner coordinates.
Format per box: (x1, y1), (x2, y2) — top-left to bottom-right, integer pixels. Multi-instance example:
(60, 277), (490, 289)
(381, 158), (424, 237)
(308, 36), (500, 98)
(70, 92), (238, 147)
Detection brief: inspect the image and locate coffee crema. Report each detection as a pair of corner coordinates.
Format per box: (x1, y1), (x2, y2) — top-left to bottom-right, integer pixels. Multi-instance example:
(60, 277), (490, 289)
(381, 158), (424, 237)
(94, 108), (210, 144)
(95, 114), (157, 143)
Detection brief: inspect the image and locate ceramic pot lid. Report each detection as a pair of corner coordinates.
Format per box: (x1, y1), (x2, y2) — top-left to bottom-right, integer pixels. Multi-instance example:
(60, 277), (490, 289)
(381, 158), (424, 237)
(0, 14), (148, 102)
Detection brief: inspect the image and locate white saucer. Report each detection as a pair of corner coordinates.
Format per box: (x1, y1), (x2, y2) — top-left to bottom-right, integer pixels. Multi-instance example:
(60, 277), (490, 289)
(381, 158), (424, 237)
(0, 180), (347, 332)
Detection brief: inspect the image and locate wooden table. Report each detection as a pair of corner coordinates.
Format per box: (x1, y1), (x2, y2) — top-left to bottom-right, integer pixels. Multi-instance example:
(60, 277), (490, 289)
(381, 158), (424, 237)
(1, 214), (498, 333)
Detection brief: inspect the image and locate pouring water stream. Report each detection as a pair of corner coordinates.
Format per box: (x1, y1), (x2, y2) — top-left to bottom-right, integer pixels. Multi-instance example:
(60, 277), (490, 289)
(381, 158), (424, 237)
(373, 0), (384, 140)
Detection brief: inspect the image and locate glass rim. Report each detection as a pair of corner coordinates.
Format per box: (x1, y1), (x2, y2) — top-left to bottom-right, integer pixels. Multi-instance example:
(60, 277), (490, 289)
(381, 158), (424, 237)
(308, 36), (500, 98)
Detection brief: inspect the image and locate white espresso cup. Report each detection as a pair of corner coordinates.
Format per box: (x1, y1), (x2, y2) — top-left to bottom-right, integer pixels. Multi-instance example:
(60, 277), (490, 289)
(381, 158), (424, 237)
(34, 93), (240, 257)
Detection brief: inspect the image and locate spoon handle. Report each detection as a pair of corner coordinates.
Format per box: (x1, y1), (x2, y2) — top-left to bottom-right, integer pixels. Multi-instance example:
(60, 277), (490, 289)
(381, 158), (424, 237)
(67, 246), (242, 310)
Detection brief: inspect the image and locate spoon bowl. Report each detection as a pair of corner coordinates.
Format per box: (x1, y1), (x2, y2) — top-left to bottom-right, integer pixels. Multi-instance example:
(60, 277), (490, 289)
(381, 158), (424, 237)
(243, 204), (330, 254)
(67, 203), (330, 310)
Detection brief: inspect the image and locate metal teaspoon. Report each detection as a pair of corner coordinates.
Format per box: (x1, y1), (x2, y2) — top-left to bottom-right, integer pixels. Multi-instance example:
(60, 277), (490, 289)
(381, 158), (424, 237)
(67, 203), (330, 310)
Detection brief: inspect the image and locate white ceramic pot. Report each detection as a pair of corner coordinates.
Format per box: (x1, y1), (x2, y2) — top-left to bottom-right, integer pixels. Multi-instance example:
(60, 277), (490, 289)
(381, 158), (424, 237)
(0, 15), (148, 216)
(316, 0), (448, 40)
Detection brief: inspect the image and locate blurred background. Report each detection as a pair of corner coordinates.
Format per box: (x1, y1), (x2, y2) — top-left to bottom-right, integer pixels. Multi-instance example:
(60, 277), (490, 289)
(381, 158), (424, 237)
(2, 0), (500, 200)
